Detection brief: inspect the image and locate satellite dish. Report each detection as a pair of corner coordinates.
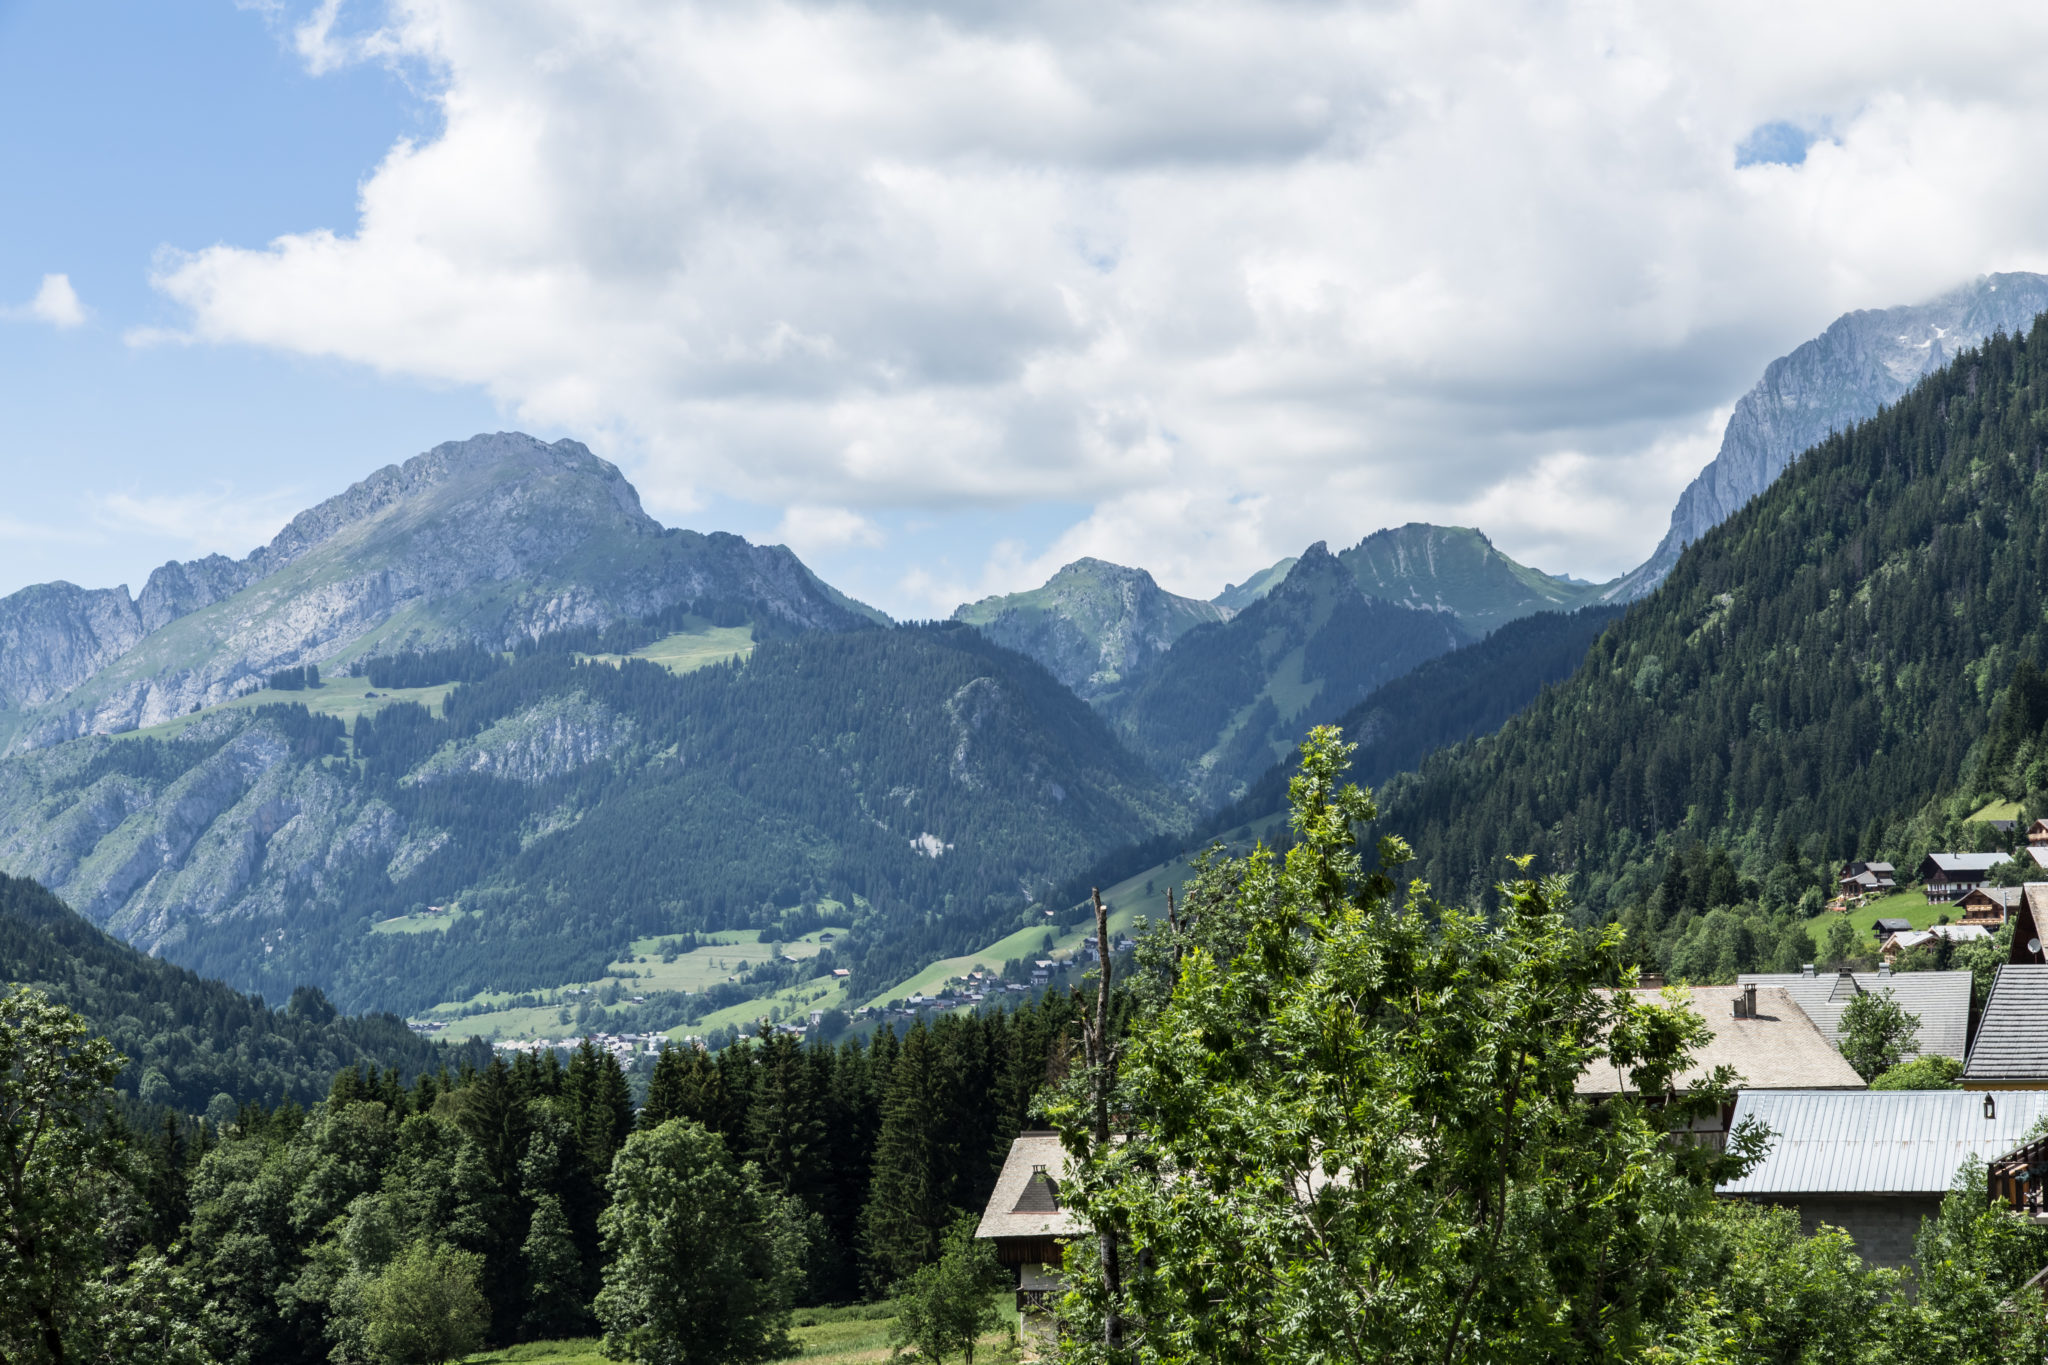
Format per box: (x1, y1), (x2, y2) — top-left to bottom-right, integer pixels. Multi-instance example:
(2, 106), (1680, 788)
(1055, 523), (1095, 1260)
(2029, 938), (2041, 955)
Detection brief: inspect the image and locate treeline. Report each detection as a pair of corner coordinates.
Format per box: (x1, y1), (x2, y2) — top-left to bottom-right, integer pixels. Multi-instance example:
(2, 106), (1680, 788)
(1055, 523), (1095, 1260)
(1378, 319), (2048, 917)
(357, 644), (506, 689)
(267, 664), (322, 690)
(0, 873), (484, 1119)
(18, 989), (1085, 1363)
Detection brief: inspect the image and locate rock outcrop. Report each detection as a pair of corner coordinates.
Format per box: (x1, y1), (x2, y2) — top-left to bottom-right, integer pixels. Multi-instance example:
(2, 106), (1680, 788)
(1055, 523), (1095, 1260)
(1615, 272), (2048, 599)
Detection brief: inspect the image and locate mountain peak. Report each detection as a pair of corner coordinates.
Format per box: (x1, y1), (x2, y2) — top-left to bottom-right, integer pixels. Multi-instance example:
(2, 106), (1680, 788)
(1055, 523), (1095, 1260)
(1338, 523), (1610, 635)
(953, 558), (1226, 699)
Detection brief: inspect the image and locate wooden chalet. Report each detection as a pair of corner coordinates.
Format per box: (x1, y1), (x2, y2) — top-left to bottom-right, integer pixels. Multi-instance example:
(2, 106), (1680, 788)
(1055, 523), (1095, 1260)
(1919, 852), (2013, 902)
(1838, 862), (1897, 898)
(977, 1133), (1084, 1343)
(2030, 819), (2048, 846)
(2007, 886), (2048, 965)
(1959, 885), (2024, 928)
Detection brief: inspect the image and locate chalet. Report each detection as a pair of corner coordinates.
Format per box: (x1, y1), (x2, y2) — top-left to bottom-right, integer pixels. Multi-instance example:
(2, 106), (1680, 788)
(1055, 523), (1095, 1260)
(1963, 964), (2048, 1089)
(1989, 819), (2021, 835)
(1870, 917), (1915, 940)
(1736, 968), (1972, 1061)
(2006, 887), (2048, 965)
(1577, 985), (1862, 1149)
(1838, 862), (1897, 897)
(2030, 818), (2048, 846)
(1958, 885), (2026, 927)
(977, 1133), (1085, 1346)
(1879, 924), (1990, 963)
(1918, 852), (2012, 901)
(1720, 1089), (2048, 1267)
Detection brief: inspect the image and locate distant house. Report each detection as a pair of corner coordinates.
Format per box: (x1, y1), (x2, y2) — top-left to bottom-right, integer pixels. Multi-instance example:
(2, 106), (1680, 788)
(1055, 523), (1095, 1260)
(1958, 885), (2026, 927)
(2030, 818), (2048, 846)
(1879, 924), (1991, 962)
(1918, 852), (2012, 901)
(2007, 889), (2048, 965)
(1870, 917), (1915, 939)
(1719, 1089), (2048, 1267)
(1838, 862), (1897, 897)
(1989, 819), (2020, 834)
(977, 1133), (1085, 1345)
(1963, 964), (2048, 1088)
(1578, 985), (1863, 1148)
(1736, 968), (1972, 1061)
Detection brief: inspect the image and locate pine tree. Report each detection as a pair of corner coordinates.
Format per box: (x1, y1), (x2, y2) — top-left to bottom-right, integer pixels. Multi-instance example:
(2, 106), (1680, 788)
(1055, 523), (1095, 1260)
(860, 1022), (956, 1291)
(521, 1191), (587, 1340)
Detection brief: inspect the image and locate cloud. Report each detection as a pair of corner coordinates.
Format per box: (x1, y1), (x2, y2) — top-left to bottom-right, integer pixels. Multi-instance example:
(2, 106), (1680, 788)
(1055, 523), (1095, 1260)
(8, 275), (88, 329)
(92, 486), (302, 559)
(772, 505), (887, 555)
(154, 0), (2048, 608)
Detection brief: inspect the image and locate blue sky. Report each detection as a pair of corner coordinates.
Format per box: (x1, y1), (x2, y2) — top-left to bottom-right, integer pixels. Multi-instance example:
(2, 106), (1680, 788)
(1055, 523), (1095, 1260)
(7, 1), (2048, 620)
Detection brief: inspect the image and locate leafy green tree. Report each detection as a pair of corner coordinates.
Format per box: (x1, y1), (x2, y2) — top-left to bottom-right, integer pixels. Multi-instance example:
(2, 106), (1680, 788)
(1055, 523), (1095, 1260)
(1894, 1160), (2048, 1361)
(596, 1119), (804, 1365)
(0, 986), (124, 1365)
(888, 1216), (1006, 1365)
(1819, 915), (1859, 970)
(358, 1241), (488, 1365)
(1837, 991), (1920, 1082)
(1665, 1201), (1901, 1363)
(1870, 1054), (1963, 1090)
(1054, 728), (1761, 1365)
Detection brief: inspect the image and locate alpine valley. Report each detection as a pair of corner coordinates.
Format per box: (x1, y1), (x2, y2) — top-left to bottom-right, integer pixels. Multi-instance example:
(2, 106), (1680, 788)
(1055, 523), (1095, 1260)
(7, 273), (2048, 1041)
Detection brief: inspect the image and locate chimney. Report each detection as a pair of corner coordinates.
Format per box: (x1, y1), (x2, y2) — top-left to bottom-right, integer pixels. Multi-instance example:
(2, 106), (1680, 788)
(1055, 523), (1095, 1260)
(1877, 963), (1892, 977)
(1743, 983), (1758, 1018)
(1801, 963), (1815, 977)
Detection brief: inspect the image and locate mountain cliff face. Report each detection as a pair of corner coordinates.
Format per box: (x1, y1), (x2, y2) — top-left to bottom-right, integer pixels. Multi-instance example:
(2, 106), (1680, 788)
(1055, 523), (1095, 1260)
(1104, 542), (1470, 804)
(0, 629), (1185, 1015)
(1338, 523), (1613, 635)
(952, 558), (1228, 699)
(0, 432), (877, 751)
(1615, 272), (2048, 599)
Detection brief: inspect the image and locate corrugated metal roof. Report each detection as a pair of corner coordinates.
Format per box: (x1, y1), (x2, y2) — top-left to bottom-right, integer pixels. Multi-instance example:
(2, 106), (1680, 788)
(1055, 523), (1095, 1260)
(1577, 986), (1864, 1094)
(1737, 970), (1971, 1061)
(1719, 1090), (2048, 1196)
(1926, 852), (2013, 873)
(1965, 963), (2048, 1082)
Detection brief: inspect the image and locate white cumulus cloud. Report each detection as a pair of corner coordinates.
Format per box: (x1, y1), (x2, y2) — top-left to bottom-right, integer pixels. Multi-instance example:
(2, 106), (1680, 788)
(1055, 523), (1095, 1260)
(152, 0), (2048, 607)
(10, 274), (89, 329)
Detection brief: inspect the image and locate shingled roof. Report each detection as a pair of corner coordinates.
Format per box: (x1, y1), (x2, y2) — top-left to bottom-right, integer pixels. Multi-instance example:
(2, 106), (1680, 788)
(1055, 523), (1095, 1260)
(1737, 969), (1971, 1061)
(1964, 964), (2048, 1085)
(977, 1132), (1086, 1242)
(1577, 985), (1864, 1095)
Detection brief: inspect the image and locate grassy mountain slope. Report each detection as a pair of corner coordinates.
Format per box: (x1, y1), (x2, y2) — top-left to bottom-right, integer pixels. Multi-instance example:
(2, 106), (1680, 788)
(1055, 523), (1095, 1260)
(1338, 523), (1613, 635)
(5, 432), (876, 750)
(1379, 319), (2048, 918)
(1105, 542), (1469, 804)
(952, 557), (1227, 699)
(0, 871), (478, 1115)
(0, 624), (1187, 1015)
(1212, 557), (1298, 612)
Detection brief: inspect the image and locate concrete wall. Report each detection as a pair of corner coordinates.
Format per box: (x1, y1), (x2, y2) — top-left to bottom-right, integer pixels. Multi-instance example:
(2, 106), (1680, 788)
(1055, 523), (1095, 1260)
(1770, 1196), (1944, 1269)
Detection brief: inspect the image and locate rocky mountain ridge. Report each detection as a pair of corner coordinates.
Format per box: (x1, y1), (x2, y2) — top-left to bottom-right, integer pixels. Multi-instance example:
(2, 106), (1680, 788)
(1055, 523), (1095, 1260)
(951, 557), (1228, 699)
(0, 432), (877, 752)
(1614, 272), (2048, 598)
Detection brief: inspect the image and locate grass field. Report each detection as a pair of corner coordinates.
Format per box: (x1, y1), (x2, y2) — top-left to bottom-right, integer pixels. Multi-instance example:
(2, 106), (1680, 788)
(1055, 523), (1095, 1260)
(582, 624), (755, 675)
(1802, 884), (1946, 947)
(1969, 798), (2024, 822)
(117, 673), (458, 743)
(413, 925), (856, 1041)
(459, 1297), (1019, 1365)
(370, 907), (469, 935)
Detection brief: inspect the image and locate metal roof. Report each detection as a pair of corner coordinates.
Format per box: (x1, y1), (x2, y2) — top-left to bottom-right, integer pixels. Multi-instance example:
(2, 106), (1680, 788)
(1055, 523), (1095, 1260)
(1925, 852), (2012, 873)
(1737, 969), (1971, 1061)
(1965, 964), (2048, 1082)
(1719, 1089), (2048, 1197)
(1576, 986), (1864, 1095)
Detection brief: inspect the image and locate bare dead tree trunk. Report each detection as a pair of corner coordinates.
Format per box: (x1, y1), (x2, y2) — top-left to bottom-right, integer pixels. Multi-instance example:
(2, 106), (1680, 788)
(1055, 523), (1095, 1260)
(1083, 888), (1124, 1354)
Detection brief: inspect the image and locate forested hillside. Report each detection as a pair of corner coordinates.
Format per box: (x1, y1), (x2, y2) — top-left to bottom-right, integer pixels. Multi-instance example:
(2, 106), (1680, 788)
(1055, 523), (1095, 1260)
(1213, 605), (1622, 831)
(1104, 542), (1468, 804)
(0, 872), (478, 1117)
(0, 625), (1185, 1014)
(1379, 318), (2048, 921)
